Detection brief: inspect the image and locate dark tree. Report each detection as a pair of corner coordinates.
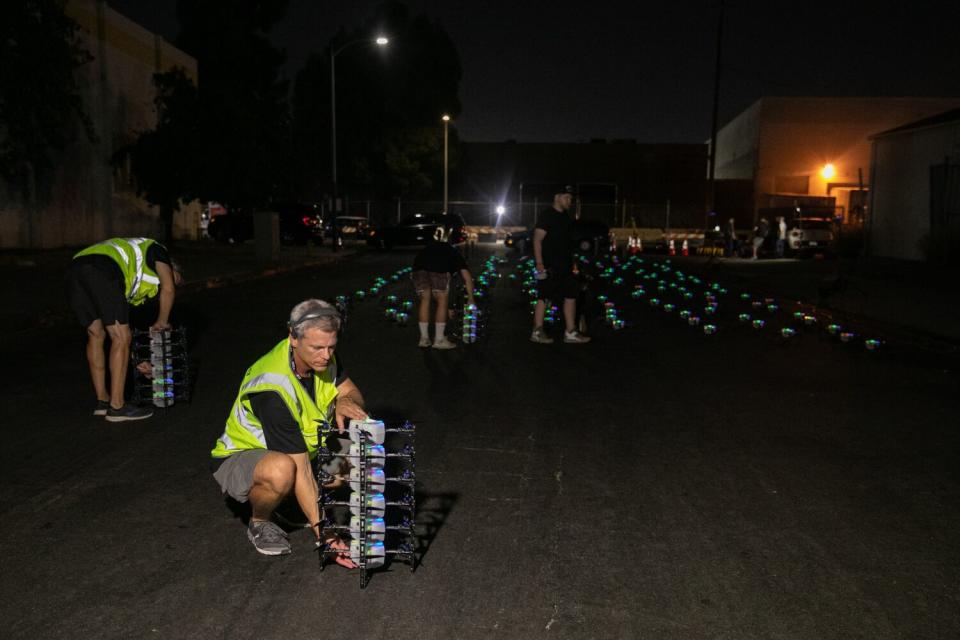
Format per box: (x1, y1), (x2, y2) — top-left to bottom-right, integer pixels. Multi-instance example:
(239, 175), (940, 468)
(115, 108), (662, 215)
(124, 0), (292, 215)
(0, 0), (92, 199)
(120, 69), (201, 242)
(292, 1), (462, 201)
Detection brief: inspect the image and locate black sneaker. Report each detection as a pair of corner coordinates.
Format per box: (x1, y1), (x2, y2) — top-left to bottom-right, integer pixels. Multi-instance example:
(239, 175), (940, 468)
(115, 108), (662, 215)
(105, 403), (153, 422)
(93, 400), (110, 417)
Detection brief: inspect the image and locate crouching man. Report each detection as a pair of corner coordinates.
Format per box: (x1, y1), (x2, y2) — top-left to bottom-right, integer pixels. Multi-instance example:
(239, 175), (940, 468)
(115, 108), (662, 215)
(210, 299), (367, 564)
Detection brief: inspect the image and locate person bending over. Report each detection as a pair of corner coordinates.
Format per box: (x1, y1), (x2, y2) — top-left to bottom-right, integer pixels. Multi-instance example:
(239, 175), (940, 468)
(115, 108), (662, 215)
(66, 237), (182, 422)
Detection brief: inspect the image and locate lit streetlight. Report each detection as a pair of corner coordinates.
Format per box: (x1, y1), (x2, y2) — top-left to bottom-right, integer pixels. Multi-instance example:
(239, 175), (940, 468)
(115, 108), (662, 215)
(820, 163), (837, 180)
(330, 36), (389, 209)
(441, 114), (451, 215)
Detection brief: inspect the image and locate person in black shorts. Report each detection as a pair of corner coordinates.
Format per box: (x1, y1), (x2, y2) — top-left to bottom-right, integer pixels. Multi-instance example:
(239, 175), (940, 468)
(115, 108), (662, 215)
(65, 237), (181, 422)
(530, 185), (590, 344)
(411, 227), (475, 349)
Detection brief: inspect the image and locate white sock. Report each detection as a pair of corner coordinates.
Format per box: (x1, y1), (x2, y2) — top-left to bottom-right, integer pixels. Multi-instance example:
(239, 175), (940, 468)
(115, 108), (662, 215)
(419, 322), (429, 339)
(435, 323), (446, 339)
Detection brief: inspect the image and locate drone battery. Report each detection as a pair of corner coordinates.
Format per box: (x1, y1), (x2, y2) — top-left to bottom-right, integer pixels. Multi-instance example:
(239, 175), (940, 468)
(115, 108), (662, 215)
(349, 443), (385, 468)
(350, 539), (385, 568)
(349, 516), (386, 542)
(349, 491), (385, 518)
(349, 419), (385, 445)
(349, 467), (386, 494)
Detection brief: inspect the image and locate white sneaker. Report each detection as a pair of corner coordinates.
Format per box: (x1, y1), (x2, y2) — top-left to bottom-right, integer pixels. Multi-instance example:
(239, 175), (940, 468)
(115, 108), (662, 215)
(530, 328), (554, 344)
(418, 336), (432, 348)
(563, 330), (591, 344)
(432, 336), (456, 349)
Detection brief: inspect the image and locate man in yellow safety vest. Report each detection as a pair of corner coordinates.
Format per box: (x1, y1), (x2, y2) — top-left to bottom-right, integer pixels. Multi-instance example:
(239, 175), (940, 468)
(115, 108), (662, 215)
(210, 299), (368, 561)
(66, 237), (181, 422)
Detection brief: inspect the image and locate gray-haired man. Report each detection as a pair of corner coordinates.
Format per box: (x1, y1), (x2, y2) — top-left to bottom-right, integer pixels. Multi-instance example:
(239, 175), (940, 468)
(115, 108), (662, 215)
(210, 299), (366, 562)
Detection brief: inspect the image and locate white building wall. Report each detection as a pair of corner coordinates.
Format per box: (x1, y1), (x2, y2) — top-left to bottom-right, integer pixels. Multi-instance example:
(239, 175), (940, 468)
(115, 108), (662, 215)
(0, 0), (200, 249)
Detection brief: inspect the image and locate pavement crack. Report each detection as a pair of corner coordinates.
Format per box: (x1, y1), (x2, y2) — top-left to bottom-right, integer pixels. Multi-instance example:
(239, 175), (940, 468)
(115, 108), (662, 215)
(545, 454), (565, 631)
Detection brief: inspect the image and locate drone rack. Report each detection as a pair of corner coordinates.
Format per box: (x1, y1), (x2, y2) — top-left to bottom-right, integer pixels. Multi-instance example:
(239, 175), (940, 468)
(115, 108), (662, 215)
(316, 419), (418, 589)
(130, 327), (191, 407)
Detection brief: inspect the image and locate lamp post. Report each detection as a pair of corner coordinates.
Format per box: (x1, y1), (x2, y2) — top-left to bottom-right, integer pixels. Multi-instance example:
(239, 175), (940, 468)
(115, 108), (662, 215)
(441, 114), (451, 215)
(330, 36), (389, 210)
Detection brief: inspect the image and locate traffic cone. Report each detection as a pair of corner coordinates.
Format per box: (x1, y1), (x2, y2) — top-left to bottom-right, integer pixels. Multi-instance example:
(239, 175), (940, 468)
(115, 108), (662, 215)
(682, 239), (689, 256)
(668, 239), (676, 256)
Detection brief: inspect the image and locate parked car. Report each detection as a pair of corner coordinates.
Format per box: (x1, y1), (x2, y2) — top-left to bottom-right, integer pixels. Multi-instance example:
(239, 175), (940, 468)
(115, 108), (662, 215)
(322, 216), (371, 246)
(788, 217), (835, 255)
(504, 229), (531, 253)
(367, 213), (467, 249)
(208, 203), (323, 245)
(504, 219), (611, 258)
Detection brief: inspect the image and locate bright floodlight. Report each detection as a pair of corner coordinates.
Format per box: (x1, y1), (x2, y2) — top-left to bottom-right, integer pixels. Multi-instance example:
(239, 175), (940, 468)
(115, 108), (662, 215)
(375, 36), (389, 46)
(496, 205), (506, 216)
(442, 114), (451, 122)
(820, 163), (836, 180)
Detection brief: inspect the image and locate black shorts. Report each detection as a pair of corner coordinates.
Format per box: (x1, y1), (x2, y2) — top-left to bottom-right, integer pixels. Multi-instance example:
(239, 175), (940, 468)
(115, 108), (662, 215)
(536, 271), (580, 301)
(65, 259), (128, 327)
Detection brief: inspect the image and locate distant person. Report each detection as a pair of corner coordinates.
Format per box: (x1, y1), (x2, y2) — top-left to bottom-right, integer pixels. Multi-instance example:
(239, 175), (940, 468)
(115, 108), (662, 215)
(752, 217), (770, 259)
(776, 216), (788, 258)
(210, 299), (365, 562)
(530, 185), (590, 344)
(66, 237), (181, 422)
(724, 218), (737, 257)
(412, 227), (475, 349)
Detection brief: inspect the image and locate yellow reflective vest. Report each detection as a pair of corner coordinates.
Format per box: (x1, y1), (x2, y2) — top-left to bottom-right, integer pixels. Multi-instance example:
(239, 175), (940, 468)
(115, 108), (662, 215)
(74, 237), (162, 305)
(211, 338), (339, 460)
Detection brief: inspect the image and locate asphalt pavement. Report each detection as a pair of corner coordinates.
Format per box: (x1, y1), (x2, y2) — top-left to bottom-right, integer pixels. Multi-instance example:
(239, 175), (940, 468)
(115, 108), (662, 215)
(1, 247), (958, 639)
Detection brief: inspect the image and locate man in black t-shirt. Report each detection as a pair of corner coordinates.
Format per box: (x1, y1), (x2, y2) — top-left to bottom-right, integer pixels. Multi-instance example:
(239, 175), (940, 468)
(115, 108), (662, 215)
(411, 227), (475, 349)
(531, 185), (590, 344)
(210, 299), (367, 561)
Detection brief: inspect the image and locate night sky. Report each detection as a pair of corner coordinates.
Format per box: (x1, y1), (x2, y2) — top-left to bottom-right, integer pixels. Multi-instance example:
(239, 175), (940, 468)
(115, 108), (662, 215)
(109, 0), (960, 144)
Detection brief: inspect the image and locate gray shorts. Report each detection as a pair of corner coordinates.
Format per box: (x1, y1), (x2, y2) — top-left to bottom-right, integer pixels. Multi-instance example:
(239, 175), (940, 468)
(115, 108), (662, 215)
(412, 270), (450, 295)
(212, 450), (268, 502)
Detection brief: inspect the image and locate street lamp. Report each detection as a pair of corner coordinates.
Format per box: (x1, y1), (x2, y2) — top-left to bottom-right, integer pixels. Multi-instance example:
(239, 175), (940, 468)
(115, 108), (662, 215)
(441, 114), (451, 215)
(330, 35), (389, 209)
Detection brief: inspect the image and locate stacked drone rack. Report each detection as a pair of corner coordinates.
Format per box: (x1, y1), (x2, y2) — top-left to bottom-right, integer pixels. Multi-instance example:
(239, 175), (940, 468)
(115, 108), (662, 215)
(316, 418), (418, 588)
(130, 328), (191, 407)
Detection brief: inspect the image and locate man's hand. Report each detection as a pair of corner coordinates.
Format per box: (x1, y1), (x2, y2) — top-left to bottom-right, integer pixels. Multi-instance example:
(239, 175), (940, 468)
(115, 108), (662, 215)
(314, 529), (358, 569)
(150, 321), (172, 332)
(334, 395), (367, 433)
(135, 361), (153, 376)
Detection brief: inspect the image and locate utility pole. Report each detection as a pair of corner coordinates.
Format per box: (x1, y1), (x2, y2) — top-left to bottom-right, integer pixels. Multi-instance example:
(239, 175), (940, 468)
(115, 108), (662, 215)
(706, 0), (725, 230)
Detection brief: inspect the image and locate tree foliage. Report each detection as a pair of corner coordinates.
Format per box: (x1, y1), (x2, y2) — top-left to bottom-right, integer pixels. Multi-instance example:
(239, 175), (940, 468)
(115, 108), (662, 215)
(124, 0), (292, 213)
(122, 68), (201, 211)
(0, 0), (92, 196)
(292, 1), (462, 200)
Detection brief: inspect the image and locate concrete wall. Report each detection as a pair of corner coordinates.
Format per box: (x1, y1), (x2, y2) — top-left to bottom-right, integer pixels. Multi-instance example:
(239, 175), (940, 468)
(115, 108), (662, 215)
(870, 119), (960, 261)
(712, 100), (761, 181)
(0, 0), (201, 249)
